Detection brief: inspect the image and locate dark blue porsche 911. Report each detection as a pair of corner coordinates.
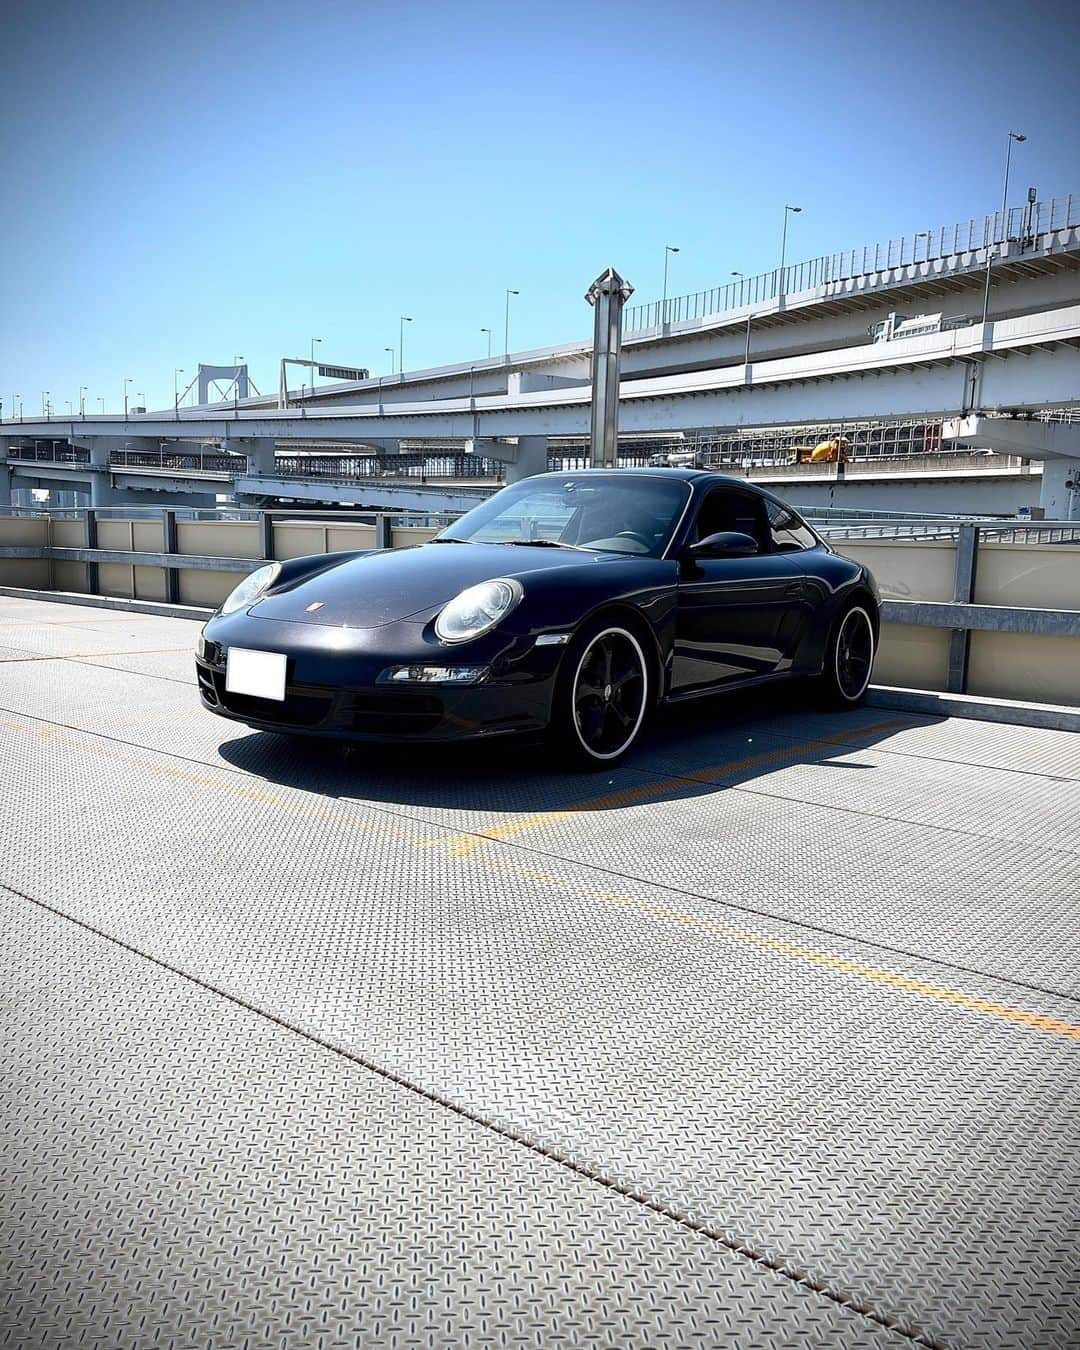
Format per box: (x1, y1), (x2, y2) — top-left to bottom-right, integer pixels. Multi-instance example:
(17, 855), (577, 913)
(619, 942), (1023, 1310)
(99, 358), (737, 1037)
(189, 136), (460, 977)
(196, 469), (879, 767)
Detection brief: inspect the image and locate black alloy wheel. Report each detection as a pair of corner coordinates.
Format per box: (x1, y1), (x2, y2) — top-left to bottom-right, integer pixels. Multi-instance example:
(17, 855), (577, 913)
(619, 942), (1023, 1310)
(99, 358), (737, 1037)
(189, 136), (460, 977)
(831, 605), (875, 704)
(552, 622), (650, 768)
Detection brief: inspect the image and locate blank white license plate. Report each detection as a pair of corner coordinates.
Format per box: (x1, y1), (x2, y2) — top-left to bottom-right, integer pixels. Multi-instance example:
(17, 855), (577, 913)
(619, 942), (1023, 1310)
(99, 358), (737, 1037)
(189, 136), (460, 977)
(226, 648), (287, 701)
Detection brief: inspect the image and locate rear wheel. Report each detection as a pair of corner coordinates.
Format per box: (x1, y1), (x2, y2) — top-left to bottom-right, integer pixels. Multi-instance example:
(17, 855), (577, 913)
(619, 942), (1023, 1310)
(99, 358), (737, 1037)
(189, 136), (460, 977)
(550, 621), (651, 769)
(819, 603), (876, 707)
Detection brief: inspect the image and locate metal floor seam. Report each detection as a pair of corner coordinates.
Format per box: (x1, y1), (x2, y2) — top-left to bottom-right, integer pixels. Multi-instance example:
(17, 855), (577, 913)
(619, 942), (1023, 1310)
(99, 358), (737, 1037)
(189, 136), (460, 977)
(0, 878), (942, 1350)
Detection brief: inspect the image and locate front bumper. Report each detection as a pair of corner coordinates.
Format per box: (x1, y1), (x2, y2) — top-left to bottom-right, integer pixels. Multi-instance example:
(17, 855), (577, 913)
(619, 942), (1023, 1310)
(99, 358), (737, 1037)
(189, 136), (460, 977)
(195, 611), (563, 744)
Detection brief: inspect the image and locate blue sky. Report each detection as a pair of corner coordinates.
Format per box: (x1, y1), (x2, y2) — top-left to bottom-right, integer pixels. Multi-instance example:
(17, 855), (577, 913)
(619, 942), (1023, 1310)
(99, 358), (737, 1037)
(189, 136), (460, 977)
(2, 0), (1078, 414)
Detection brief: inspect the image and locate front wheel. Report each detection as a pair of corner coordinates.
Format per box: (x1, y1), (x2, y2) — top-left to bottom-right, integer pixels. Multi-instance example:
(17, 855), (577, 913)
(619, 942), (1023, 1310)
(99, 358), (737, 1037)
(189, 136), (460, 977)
(818, 603), (876, 707)
(549, 621), (651, 769)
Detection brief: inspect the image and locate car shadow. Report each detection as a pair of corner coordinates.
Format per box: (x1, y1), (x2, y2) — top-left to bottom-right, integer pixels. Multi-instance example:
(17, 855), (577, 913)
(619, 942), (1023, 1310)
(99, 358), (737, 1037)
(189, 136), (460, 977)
(214, 682), (940, 820)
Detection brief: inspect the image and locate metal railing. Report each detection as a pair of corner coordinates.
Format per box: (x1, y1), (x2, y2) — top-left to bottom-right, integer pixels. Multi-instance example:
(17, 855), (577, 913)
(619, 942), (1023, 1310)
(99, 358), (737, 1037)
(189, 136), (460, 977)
(813, 517), (1080, 544)
(110, 449), (241, 474)
(7, 443), (90, 465)
(624, 191), (1079, 332)
(271, 452), (505, 482)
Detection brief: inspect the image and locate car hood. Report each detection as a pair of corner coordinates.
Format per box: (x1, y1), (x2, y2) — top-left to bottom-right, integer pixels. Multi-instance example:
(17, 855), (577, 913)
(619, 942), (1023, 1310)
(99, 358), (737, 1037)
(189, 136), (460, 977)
(249, 542), (613, 628)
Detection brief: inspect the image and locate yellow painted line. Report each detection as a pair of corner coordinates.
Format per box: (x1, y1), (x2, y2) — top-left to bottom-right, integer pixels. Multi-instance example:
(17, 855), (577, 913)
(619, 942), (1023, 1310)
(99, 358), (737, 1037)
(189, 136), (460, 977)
(436, 718), (914, 857)
(486, 856), (1080, 1044)
(4, 711), (1078, 1044)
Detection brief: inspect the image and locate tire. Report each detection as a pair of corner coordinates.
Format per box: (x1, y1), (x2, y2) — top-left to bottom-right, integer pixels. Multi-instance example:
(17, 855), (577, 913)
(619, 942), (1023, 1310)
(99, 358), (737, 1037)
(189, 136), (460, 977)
(817, 603), (876, 708)
(548, 619), (652, 769)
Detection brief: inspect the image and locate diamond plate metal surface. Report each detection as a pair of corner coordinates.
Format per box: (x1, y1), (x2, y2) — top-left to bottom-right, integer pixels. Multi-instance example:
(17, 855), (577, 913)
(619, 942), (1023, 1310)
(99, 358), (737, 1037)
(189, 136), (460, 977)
(2, 598), (1080, 1349)
(2, 902), (904, 1349)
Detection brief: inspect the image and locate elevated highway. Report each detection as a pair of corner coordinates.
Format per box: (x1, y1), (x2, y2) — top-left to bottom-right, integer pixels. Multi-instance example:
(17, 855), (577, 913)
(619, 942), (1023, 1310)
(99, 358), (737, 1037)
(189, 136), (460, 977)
(4, 194), (1079, 515)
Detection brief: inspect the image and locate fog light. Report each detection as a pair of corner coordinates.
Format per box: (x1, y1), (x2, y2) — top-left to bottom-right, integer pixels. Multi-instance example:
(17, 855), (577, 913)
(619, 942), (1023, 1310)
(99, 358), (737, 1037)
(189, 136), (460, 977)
(381, 664), (489, 685)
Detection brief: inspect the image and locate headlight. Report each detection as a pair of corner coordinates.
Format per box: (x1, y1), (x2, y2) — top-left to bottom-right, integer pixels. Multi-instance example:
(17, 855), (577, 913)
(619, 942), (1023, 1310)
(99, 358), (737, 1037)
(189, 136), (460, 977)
(434, 578), (523, 643)
(220, 562), (282, 615)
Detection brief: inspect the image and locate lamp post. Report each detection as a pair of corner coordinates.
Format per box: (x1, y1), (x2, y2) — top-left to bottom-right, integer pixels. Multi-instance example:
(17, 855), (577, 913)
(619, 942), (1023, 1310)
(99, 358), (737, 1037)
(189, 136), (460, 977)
(79, 386), (87, 417)
(97, 398), (105, 414)
(309, 338), (321, 396)
(123, 378), (132, 418)
(42, 391), (49, 417)
(174, 368), (184, 416)
(65, 400), (73, 416)
(399, 317), (412, 374)
(982, 131), (1026, 325)
(732, 273), (752, 363)
(481, 327), (492, 359)
(779, 205), (801, 301)
(503, 290), (518, 357)
(661, 245), (679, 325)
(385, 347), (396, 374)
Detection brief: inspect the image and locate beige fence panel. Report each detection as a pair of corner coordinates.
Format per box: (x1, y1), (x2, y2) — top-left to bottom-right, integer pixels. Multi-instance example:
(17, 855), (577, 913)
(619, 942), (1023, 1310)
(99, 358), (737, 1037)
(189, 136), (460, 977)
(968, 631), (1080, 706)
(391, 525), (440, 547)
(834, 540), (957, 601)
(974, 543), (1080, 610)
(177, 521), (260, 559)
(0, 516), (50, 588)
(273, 522), (329, 560)
(326, 524), (376, 552)
(97, 520), (138, 599)
(52, 518), (88, 592)
(873, 622), (950, 691)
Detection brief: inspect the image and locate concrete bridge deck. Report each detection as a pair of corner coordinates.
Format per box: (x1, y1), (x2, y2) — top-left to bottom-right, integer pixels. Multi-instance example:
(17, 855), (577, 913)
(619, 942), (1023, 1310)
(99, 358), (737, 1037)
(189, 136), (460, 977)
(1, 594), (1078, 1349)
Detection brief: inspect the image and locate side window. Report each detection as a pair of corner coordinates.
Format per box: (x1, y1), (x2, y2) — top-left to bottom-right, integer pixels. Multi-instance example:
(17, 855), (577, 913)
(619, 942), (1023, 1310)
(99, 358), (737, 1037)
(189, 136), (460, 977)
(766, 500), (818, 553)
(694, 489), (770, 551)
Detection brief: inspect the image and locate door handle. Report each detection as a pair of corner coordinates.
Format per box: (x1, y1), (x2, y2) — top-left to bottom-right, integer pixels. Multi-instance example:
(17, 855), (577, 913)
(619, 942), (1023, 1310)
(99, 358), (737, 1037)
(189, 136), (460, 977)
(784, 581), (805, 598)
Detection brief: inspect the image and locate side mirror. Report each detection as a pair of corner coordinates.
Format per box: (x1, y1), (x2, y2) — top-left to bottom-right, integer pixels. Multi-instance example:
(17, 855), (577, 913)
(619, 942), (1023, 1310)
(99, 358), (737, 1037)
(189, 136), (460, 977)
(688, 530), (760, 558)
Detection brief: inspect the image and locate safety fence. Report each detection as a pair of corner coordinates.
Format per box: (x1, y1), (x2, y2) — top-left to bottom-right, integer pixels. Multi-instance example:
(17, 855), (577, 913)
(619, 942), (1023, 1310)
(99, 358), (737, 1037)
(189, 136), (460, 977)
(623, 191), (1079, 332)
(2, 508), (1078, 706)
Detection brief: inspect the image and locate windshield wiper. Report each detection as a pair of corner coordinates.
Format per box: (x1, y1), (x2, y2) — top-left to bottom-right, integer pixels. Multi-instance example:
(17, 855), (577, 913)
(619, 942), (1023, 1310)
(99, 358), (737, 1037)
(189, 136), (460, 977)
(498, 539), (590, 551)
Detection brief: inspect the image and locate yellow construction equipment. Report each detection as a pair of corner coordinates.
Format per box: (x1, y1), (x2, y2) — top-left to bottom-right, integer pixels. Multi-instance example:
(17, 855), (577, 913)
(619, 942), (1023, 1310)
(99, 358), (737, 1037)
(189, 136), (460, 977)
(790, 437), (851, 464)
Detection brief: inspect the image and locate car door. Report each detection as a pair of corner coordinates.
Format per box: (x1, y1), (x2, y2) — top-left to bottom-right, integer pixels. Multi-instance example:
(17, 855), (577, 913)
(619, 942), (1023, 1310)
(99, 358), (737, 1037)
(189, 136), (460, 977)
(670, 486), (803, 695)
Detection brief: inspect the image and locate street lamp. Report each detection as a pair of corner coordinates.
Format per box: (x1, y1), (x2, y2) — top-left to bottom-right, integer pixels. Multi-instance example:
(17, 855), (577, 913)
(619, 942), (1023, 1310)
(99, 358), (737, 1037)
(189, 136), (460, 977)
(309, 339), (321, 396)
(504, 290), (518, 357)
(123, 377), (132, 417)
(662, 245), (679, 325)
(79, 386), (87, 417)
(174, 368), (185, 415)
(385, 346), (396, 374)
(399, 317), (412, 374)
(982, 131), (1027, 325)
(97, 398), (105, 414)
(779, 205), (801, 300)
(481, 327), (492, 359)
(42, 391), (49, 416)
(65, 400), (73, 416)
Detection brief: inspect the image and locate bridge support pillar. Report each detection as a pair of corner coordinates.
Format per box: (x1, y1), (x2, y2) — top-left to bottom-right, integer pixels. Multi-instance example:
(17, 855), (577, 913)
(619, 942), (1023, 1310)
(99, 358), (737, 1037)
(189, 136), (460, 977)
(1040, 458), (1079, 520)
(0, 446), (11, 508)
(465, 436), (548, 484)
(237, 437), (277, 475)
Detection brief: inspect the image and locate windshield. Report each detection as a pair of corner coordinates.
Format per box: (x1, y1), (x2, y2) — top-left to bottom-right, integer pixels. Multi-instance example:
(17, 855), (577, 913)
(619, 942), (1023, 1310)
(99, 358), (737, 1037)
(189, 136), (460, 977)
(435, 474), (691, 557)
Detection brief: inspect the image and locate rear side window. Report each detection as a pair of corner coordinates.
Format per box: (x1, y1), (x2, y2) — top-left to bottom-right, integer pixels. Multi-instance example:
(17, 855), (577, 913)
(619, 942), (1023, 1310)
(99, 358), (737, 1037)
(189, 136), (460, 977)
(766, 500), (818, 553)
(694, 489), (771, 551)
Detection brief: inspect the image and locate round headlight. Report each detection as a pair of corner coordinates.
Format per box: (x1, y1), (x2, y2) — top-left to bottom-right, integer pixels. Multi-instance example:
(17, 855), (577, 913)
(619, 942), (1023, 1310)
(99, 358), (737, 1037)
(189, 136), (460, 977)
(435, 578), (523, 644)
(220, 562), (282, 615)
